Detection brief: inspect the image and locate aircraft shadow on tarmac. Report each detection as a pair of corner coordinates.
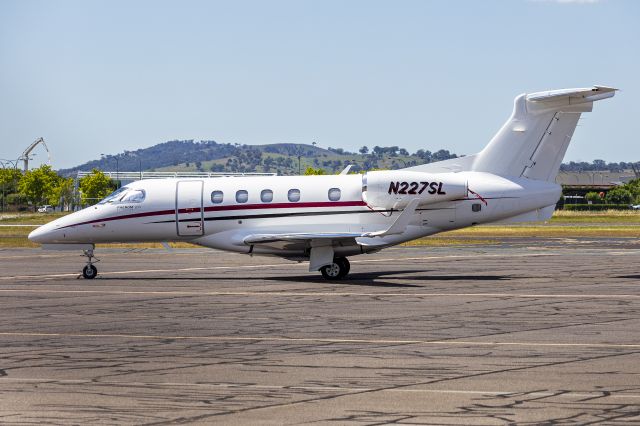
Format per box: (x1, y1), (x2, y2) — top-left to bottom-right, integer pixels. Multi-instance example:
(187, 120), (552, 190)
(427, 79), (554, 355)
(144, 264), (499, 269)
(96, 270), (512, 287)
(263, 270), (512, 287)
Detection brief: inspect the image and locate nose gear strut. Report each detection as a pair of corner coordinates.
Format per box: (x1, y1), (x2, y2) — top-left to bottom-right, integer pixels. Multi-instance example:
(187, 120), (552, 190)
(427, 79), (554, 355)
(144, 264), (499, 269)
(80, 248), (100, 279)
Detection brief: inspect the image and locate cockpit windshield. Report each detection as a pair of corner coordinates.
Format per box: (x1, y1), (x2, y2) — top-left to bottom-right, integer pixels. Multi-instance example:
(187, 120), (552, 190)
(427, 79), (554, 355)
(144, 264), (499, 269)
(98, 187), (146, 204)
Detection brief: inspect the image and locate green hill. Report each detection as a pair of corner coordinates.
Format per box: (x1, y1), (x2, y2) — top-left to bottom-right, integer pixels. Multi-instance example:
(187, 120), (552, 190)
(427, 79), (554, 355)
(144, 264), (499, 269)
(59, 140), (458, 176)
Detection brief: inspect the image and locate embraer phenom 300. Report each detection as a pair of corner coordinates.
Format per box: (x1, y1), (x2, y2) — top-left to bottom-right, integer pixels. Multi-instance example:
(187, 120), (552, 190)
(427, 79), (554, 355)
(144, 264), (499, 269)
(29, 86), (616, 279)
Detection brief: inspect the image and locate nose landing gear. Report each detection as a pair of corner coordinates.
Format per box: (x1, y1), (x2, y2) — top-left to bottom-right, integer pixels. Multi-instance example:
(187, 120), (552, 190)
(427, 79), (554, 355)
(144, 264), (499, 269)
(81, 248), (99, 279)
(320, 257), (350, 280)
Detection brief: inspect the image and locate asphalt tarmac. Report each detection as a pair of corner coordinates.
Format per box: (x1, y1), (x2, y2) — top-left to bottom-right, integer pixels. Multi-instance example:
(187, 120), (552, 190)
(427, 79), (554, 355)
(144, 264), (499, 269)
(1, 239), (640, 424)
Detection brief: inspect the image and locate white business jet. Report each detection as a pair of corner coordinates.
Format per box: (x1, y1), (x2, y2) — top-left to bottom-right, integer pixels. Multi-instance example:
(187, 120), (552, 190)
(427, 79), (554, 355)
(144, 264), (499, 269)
(29, 85), (616, 279)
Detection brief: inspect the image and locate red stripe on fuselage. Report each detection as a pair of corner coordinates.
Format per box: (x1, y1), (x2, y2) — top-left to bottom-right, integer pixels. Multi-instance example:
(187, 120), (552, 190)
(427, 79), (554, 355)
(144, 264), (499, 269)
(203, 201), (365, 212)
(60, 201), (367, 229)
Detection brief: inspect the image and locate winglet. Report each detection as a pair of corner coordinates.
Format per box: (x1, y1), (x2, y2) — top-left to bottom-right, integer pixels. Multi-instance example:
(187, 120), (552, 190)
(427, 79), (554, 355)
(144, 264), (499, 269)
(365, 198), (420, 237)
(339, 165), (353, 175)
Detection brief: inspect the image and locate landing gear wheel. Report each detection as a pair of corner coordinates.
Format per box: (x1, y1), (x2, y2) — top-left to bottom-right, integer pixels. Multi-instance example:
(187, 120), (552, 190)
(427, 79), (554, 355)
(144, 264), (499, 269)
(320, 257), (350, 280)
(80, 248), (99, 279)
(82, 264), (97, 279)
(335, 257), (350, 278)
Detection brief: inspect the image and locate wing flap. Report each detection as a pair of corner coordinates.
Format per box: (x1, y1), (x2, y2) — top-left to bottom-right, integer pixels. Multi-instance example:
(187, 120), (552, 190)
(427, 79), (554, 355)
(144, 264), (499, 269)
(243, 232), (363, 245)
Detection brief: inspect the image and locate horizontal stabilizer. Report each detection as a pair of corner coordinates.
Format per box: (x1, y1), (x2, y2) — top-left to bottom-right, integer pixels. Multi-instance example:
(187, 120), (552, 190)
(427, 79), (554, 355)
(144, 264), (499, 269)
(526, 85), (617, 104)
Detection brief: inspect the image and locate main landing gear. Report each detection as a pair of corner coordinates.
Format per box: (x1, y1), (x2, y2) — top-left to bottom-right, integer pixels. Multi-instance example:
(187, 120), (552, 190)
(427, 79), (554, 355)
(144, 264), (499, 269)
(320, 257), (350, 280)
(81, 248), (99, 279)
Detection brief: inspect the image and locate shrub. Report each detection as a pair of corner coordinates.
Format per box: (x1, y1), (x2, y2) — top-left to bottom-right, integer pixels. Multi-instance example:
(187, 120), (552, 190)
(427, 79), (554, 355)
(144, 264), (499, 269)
(605, 187), (633, 204)
(585, 191), (603, 204)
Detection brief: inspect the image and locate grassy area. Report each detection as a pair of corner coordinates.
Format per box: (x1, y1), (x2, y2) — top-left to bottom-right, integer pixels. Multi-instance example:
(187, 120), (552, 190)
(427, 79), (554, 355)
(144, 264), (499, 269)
(1, 210), (639, 248)
(442, 226), (640, 238)
(0, 212), (70, 224)
(549, 209), (640, 223)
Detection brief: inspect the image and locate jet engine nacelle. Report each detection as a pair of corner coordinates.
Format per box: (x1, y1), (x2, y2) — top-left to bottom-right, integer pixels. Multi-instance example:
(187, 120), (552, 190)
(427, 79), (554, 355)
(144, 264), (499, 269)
(362, 171), (468, 209)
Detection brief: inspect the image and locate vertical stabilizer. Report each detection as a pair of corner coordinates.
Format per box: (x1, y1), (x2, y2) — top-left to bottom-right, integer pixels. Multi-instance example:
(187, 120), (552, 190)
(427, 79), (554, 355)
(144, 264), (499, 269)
(471, 86), (616, 181)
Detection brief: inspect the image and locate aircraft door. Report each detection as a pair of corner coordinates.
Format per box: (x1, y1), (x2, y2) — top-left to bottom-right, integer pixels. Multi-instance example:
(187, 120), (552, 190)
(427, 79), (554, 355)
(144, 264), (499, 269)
(176, 180), (204, 236)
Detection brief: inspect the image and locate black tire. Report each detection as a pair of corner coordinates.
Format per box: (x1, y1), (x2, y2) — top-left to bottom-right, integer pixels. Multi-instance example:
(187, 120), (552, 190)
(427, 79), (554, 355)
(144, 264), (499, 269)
(335, 257), (350, 278)
(320, 257), (350, 280)
(83, 264), (97, 279)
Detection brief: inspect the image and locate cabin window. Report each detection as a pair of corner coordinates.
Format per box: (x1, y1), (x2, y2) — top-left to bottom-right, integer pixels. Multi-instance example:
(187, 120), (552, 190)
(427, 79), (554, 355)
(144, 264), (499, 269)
(472, 203), (482, 212)
(211, 190), (224, 204)
(261, 189), (273, 203)
(288, 189), (301, 202)
(236, 190), (248, 203)
(328, 188), (341, 201)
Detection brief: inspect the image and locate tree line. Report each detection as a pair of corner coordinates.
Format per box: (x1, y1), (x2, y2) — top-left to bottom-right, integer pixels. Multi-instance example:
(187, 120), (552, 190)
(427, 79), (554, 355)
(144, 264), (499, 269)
(0, 166), (116, 212)
(560, 160), (640, 172)
(4, 155), (639, 213)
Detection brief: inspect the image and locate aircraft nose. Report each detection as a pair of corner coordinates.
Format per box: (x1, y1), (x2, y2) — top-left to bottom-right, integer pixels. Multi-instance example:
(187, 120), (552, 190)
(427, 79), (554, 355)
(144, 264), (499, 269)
(28, 224), (53, 244)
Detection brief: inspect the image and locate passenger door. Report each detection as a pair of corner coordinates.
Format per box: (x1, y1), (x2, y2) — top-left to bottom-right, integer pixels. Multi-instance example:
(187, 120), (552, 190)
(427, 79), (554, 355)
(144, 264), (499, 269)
(176, 180), (204, 236)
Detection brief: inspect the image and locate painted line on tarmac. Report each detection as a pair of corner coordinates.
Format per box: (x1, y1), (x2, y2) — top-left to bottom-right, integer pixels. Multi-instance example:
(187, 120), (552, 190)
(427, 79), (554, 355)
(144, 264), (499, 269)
(0, 254), (70, 260)
(0, 253), (555, 281)
(0, 288), (639, 300)
(2, 378), (640, 399)
(1, 331), (638, 349)
(0, 263), (298, 280)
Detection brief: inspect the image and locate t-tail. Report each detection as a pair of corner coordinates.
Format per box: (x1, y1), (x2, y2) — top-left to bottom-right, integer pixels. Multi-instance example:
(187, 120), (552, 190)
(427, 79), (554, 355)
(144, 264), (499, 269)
(409, 85), (616, 181)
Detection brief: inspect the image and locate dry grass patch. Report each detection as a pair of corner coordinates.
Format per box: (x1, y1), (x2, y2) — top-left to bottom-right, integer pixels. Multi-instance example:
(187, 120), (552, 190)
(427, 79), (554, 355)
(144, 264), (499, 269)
(0, 212), (70, 225)
(550, 209), (640, 223)
(444, 225), (640, 238)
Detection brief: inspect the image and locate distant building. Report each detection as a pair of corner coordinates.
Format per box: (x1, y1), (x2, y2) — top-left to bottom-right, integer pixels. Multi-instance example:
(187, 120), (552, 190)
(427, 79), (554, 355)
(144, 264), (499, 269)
(556, 171), (636, 196)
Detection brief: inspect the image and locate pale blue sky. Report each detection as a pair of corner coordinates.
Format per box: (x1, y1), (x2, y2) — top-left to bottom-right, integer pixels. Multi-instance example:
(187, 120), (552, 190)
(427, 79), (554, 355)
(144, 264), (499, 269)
(1, 0), (638, 169)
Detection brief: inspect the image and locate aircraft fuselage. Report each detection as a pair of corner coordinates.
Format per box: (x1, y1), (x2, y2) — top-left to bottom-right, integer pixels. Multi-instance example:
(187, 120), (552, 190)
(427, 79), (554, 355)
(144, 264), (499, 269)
(29, 172), (560, 259)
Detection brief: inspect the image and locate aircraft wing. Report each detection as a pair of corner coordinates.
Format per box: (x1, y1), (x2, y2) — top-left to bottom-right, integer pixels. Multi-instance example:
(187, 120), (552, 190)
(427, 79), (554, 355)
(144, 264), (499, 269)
(244, 232), (363, 245)
(242, 199), (420, 271)
(242, 198), (420, 246)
